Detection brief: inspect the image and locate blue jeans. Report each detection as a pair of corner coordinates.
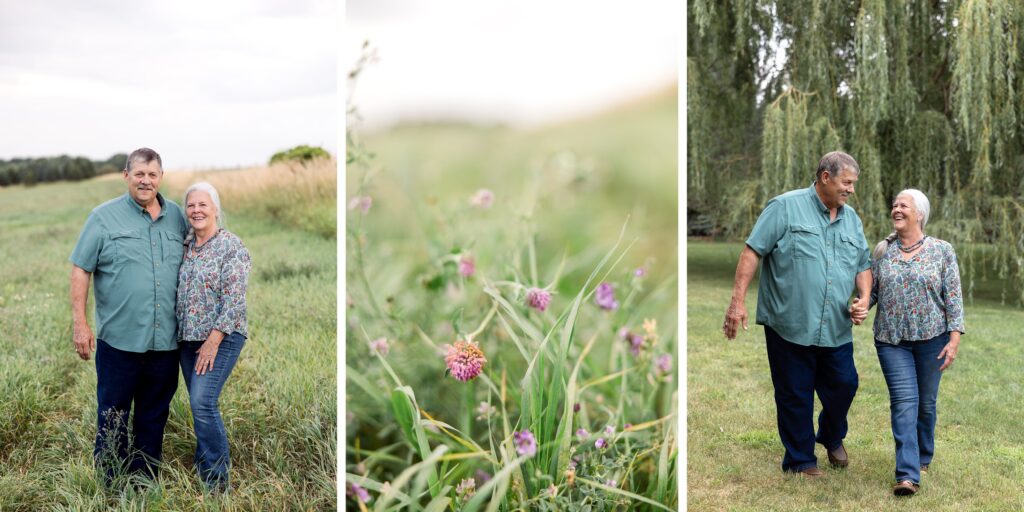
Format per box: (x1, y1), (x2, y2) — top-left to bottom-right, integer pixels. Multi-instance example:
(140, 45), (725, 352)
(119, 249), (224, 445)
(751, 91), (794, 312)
(765, 326), (859, 472)
(875, 332), (948, 485)
(180, 332), (245, 489)
(94, 339), (179, 482)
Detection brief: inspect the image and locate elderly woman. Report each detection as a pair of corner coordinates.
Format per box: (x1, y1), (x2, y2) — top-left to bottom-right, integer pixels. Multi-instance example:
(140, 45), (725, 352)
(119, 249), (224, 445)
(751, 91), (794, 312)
(176, 181), (251, 493)
(867, 189), (964, 496)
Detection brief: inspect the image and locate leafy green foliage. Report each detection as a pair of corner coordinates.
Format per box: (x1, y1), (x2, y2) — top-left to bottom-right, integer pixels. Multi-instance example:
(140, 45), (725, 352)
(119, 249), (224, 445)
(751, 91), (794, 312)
(269, 144), (331, 165)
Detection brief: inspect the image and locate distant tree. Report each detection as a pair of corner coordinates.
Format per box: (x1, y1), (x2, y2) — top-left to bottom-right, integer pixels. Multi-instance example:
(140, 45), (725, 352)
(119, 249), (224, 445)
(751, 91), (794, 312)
(269, 145), (331, 165)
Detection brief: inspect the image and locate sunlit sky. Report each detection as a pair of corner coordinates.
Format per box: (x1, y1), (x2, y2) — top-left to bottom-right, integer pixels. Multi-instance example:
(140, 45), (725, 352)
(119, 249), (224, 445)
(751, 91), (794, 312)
(346, 0), (678, 129)
(0, 0), (336, 169)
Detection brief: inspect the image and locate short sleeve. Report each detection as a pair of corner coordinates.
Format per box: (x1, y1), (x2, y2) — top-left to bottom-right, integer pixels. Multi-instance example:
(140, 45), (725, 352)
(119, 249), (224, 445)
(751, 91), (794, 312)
(745, 198), (786, 257)
(69, 212), (104, 272)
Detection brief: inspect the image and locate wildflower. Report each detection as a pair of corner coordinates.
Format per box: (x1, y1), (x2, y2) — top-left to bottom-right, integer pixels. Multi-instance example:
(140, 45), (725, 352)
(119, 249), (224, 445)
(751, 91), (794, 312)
(470, 188), (494, 208)
(643, 318), (658, 337)
(656, 353), (673, 377)
(347, 196), (372, 214)
(594, 282), (619, 310)
(455, 477), (476, 499)
(369, 337), (389, 356)
(568, 456), (579, 470)
(565, 467), (576, 487)
(605, 479), (617, 488)
(624, 423), (633, 430)
(634, 266), (646, 277)
(595, 438), (607, 449)
(476, 401), (497, 421)
(620, 328), (645, 356)
(347, 482), (371, 503)
(513, 430), (537, 457)
(548, 483), (558, 498)
(458, 255), (476, 277)
(604, 425), (615, 436)
(575, 428), (589, 440)
(444, 340), (487, 382)
(573, 402), (581, 413)
(525, 287), (551, 312)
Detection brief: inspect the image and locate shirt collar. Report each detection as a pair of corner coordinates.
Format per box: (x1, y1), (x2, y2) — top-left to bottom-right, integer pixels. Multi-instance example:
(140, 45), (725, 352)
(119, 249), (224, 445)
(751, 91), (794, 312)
(123, 192), (166, 220)
(807, 182), (844, 221)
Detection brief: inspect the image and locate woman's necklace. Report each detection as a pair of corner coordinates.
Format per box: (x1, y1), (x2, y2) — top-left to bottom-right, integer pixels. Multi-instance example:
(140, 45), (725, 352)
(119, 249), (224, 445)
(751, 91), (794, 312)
(897, 235), (926, 253)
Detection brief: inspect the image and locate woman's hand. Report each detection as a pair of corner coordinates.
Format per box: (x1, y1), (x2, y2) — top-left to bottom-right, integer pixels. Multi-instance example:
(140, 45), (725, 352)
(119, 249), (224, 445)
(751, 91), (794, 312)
(195, 330), (226, 375)
(938, 332), (961, 371)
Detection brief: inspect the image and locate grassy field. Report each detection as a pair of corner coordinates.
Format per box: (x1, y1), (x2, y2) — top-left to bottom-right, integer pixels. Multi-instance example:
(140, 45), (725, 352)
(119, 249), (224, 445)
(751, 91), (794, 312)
(0, 161), (337, 511)
(345, 87), (678, 510)
(687, 240), (1024, 511)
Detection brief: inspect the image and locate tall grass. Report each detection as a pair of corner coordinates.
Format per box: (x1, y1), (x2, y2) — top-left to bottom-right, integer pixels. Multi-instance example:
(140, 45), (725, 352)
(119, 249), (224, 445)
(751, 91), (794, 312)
(0, 163), (336, 511)
(345, 89), (678, 510)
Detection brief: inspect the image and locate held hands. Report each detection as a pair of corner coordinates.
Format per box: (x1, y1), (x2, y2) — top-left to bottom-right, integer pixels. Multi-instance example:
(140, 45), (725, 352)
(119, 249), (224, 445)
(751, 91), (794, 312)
(72, 322), (95, 360)
(723, 300), (748, 340)
(848, 297), (869, 325)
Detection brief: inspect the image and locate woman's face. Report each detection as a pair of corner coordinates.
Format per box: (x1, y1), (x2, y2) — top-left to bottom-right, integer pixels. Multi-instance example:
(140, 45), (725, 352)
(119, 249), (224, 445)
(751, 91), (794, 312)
(891, 193), (919, 232)
(186, 190), (218, 233)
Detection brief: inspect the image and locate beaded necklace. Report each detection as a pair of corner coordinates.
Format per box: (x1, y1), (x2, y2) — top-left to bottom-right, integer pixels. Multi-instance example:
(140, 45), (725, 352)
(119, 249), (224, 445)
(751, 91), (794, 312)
(897, 235), (926, 253)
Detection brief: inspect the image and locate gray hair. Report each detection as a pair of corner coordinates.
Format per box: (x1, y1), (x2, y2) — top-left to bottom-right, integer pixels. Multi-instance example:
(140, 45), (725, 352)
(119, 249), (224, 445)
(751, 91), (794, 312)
(183, 181), (226, 228)
(124, 147), (163, 173)
(872, 188), (930, 260)
(815, 151), (861, 181)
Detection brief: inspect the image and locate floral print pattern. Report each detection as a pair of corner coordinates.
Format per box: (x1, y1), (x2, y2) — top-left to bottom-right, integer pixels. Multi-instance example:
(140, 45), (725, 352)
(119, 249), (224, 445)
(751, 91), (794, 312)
(871, 237), (965, 344)
(176, 228), (251, 341)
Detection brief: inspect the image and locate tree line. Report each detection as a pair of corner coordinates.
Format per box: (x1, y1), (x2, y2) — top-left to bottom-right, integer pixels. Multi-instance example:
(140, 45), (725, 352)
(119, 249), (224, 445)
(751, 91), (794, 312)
(0, 154), (127, 187)
(689, 0), (1024, 304)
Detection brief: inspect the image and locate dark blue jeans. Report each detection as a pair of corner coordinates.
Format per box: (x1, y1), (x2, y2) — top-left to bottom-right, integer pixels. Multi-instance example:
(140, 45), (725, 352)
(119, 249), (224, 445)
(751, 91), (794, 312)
(765, 326), (859, 472)
(875, 332), (948, 485)
(94, 339), (180, 482)
(180, 332), (246, 489)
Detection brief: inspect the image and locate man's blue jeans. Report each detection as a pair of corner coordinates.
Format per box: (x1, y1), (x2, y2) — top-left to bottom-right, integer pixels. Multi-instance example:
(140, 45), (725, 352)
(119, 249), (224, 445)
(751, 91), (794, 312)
(765, 326), (859, 473)
(94, 339), (180, 482)
(875, 332), (948, 485)
(180, 332), (245, 489)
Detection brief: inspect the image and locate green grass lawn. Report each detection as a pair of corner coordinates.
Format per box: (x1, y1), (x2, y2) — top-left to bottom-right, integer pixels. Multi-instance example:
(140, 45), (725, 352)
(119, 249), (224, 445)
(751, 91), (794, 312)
(0, 172), (336, 511)
(687, 240), (1024, 511)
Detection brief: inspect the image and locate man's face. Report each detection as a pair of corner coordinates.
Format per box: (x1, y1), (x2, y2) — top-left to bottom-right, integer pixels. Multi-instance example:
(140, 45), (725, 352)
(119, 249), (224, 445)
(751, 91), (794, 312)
(819, 167), (858, 209)
(124, 160), (163, 206)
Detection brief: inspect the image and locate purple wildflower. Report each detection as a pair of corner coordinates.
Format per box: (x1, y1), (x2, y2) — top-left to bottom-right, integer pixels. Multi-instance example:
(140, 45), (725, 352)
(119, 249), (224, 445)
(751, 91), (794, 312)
(455, 477), (476, 499)
(525, 287), (551, 312)
(595, 438), (607, 449)
(444, 340), (487, 382)
(347, 482), (371, 503)
(605, 479), (617, 488)
(458, 255), (476, 277)
(513, 430), (537, 457)
(604, 425), (615, 436)
(656, 354), (673, 375)
(595, 282), (619, 311)
(347, 196), (373, 214)
(634, 267), (646, 278)
(624, 423), (633, 430)
(369, 337), (389, 356)
(470, 189), (494, 208)
(573, 402), (581, 413)
(575, 428), (589, 440)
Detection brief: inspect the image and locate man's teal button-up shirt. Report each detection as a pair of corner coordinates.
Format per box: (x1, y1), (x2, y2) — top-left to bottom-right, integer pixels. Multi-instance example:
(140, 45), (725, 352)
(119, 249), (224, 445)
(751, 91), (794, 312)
(745, 185), (871, 347)
(70, 193), (187, 353)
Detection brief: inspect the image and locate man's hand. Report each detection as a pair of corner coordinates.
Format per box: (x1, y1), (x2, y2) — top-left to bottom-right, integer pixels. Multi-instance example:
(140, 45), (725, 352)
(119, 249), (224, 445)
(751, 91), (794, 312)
(73, 322), (95, 360)
(849, 296), (869, 325)
(723, 300), (748, 339)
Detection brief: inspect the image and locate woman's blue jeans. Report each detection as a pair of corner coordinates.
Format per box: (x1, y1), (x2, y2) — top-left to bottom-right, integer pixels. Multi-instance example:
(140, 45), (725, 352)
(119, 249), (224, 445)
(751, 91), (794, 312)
(180, 332), (245, 489)
(875, 332), (948, 485)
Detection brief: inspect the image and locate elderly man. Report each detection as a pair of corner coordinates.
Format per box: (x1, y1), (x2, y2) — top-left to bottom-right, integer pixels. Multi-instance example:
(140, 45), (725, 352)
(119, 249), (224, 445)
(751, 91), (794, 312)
(70, 147), (187, 482)
(723, 151), (871, 477)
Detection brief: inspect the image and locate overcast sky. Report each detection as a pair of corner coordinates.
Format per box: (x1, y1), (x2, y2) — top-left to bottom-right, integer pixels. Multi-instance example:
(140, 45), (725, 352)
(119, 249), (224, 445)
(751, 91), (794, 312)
(0, 0), (336, 169)
(346, 0), (678, 129)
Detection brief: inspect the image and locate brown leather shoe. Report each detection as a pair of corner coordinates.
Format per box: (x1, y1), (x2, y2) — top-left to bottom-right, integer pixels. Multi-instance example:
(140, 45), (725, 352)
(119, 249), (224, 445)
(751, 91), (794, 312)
(827, 444), (849, 468)
(893, 480), (919, 496)
(799, 467), (824, 478)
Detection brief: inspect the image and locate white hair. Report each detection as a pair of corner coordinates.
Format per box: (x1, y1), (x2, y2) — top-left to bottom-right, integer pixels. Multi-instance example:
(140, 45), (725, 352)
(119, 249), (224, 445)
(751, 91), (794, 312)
(872, 188), (930, 260)
(183, 181), (225, 227)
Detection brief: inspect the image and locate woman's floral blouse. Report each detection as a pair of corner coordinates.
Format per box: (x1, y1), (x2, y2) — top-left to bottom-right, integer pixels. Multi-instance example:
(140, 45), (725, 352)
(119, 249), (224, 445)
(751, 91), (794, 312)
(870, 236), (965, 344)
(176, 228), (251, 341)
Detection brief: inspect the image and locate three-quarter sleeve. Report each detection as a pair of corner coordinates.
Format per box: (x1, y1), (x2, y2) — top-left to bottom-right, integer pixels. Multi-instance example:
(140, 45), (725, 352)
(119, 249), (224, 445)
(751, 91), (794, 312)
(941, 243), (965, 334)
(214, 238), (252, 336)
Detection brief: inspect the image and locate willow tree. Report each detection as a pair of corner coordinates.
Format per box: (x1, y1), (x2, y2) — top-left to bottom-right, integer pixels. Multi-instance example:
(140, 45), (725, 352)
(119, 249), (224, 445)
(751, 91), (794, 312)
(689, 0), (1024, 304)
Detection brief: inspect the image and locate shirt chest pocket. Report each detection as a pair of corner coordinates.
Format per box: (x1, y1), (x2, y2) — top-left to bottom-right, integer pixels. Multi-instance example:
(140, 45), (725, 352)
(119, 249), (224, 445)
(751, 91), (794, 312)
(162, 231), (185, 265)
(787, 224), (821, 260)
(110, 230), (148, 265)
(838, 233), (865, 271)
